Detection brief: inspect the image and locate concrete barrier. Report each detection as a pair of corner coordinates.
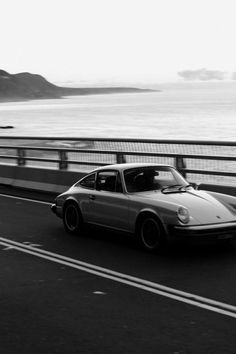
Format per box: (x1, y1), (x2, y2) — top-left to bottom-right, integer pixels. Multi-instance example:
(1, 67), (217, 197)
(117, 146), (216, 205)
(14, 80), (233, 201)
(0, 164), (236, 197)
(0, 164), (85, 194)
(198, 183), (236, 197)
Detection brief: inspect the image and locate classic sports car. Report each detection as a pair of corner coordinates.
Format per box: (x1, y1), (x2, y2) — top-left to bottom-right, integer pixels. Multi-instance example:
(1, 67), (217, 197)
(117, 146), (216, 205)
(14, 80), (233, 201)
(51, 163), (236, 251)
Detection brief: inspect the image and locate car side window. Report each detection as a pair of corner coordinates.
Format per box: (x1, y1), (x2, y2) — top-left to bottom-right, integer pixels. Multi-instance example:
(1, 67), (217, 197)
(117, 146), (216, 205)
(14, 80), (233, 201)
(97, 171), (122, 193)
(79, 173), (96, 189)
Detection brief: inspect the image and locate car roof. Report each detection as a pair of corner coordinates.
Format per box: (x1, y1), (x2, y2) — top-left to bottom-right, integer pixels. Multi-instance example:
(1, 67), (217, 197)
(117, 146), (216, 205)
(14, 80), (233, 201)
(93, 163), (172, 173)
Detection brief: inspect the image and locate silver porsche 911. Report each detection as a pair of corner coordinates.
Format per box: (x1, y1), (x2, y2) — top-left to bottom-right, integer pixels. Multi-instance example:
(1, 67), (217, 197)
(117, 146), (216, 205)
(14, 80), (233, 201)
(51, 163), (236, 251)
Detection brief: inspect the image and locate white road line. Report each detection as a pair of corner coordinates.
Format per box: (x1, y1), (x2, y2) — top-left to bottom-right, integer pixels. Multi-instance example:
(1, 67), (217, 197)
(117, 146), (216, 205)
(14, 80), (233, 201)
(0, 193), (51, 205)
(1, 237), (236, 319)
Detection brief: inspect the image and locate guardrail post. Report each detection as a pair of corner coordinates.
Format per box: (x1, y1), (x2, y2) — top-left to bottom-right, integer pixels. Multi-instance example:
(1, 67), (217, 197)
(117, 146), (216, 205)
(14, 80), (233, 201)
(175, 156), (186, 178)
(58, 150), (68, 170)
(116, 152), (126, 164)
(17, 148), (26, 166)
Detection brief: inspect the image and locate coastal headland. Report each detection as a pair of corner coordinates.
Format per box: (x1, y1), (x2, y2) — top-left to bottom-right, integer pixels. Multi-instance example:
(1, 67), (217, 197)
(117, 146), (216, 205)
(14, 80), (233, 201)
(0, 70), (154, 102)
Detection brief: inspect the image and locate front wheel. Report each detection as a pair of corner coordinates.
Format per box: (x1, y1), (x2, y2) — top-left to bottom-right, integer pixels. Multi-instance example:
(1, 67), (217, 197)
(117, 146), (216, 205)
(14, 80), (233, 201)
(137, 216), (165, 252)
(63, 202), (83, 234)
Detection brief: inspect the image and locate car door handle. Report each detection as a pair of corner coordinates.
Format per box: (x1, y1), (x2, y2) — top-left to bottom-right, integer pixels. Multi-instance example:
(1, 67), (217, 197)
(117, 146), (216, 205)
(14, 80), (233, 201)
(89, 195), (96, 200)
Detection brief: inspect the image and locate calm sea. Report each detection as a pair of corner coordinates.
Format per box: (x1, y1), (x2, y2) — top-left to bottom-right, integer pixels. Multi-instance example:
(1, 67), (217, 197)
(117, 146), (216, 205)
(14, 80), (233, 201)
(0, 81), (236, 141)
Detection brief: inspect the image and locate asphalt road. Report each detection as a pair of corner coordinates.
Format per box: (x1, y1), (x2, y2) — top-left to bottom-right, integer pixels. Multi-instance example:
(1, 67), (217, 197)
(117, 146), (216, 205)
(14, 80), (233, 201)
(0, 187), (236, 354)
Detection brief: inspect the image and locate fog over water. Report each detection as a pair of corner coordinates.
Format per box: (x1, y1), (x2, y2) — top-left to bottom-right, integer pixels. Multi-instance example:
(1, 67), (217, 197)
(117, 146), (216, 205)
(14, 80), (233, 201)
(0, 81), (236, 141)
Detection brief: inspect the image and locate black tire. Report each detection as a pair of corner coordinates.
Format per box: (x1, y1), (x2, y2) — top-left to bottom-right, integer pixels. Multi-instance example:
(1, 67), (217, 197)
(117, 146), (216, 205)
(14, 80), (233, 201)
(63, 202), (83, 234)
(137, 216), (165, 252)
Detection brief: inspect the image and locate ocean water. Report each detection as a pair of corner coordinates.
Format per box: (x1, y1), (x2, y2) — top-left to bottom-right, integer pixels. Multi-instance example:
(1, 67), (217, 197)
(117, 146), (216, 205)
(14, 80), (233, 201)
(0, 81), (236, 141)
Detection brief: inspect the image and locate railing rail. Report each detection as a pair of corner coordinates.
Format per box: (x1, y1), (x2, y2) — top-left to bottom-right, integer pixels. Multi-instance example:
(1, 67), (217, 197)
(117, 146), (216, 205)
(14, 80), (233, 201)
(0, 136), (235, 184)
(0, 136), (236, 145)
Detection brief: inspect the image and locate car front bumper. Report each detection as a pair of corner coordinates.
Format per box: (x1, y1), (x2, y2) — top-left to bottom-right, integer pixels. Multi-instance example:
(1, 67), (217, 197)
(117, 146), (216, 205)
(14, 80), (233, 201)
(51, 203), (63, 218)
(170, 221), (236, 241)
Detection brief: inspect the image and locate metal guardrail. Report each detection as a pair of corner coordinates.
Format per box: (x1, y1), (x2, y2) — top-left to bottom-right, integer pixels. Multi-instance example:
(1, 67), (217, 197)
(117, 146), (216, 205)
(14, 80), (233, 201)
(0, 137), (236, 185)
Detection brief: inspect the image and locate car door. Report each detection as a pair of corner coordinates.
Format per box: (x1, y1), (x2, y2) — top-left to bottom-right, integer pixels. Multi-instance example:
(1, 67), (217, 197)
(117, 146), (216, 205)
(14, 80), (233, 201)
(88, 170), (130, 232)
(74, 172), (97, 222)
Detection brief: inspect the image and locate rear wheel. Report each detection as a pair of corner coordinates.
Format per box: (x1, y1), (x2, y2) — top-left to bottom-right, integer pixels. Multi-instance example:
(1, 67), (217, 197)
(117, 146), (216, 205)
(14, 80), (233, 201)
(137, 216), (165, 252)
(63, 202), (83, 234)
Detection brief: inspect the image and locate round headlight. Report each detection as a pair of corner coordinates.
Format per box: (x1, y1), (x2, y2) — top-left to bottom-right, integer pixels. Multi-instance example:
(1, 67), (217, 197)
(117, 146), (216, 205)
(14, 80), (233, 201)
(177, 206), (190, 224)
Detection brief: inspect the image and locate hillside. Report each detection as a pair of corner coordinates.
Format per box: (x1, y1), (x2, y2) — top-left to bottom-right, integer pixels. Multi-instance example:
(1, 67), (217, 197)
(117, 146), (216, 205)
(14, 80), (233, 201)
(0, 70), (154, 102)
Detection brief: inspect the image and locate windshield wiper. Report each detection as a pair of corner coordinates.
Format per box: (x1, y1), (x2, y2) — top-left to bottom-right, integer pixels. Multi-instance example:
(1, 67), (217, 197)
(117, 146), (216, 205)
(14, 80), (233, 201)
(161, 184), (192, 193)
(161, 184), (182, 192)
(178, 184), (192, 191)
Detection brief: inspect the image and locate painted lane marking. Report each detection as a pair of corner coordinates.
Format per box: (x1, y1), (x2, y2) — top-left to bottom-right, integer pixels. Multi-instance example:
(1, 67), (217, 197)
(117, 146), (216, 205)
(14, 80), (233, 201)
(0, 237), (236, 319)
(23, 242), (42, 247)
(2, 246), (15, 250)
(2, 242), (42, 249)
(0, 193), (51, 205)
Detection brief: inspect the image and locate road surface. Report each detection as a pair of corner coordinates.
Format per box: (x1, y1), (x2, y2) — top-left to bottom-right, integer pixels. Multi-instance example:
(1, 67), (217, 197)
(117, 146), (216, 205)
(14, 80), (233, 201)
(0, 187), (236, 353)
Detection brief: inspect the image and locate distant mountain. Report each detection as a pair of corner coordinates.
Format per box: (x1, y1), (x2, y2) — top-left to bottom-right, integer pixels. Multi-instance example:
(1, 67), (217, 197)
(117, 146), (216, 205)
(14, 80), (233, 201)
(0, 70), (154, 102)
(0, 70), (62, 100)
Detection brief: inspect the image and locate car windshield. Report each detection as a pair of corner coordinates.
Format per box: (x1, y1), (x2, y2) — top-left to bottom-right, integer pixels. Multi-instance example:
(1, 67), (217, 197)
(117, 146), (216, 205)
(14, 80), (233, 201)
(123, 166), (188, 193)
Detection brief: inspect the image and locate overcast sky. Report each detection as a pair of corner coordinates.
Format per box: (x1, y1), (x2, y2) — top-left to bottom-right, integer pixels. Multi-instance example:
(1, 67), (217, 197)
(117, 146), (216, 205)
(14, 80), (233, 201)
(1, 0), (236, 83)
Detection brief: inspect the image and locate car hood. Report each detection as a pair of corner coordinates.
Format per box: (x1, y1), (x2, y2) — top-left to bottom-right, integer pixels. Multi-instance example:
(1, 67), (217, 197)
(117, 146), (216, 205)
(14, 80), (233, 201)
(137, 189), (236, 224)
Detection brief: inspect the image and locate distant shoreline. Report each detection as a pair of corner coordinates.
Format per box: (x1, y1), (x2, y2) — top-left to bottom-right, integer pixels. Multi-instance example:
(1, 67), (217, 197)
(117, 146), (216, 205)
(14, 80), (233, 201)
(0, 87), (156, 103)
(0, 88), (156, 103)
(0, 69), (157, 103)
